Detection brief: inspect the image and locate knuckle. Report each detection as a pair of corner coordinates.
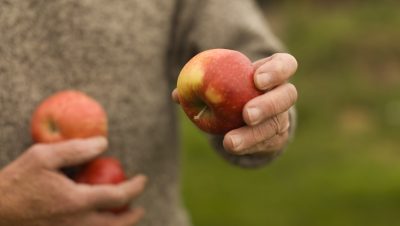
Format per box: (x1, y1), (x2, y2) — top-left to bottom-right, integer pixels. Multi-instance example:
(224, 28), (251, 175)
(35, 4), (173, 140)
(55, 152), (71, 167)
(251, 124), (267, 143)
(77, 188), (99, 210)
(268, 116), (281, 135)
(265, 97), (279, 115)
(280, 130), (290, 140)
(65, 191), (87, 211)
(78, 187), (114, 210)
(27, 144), (48, 163)
(279, 114), (290, 134)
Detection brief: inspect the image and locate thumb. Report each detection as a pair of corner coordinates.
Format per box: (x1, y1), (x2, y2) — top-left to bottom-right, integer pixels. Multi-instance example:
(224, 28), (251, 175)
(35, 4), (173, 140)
(44, 137), (108, 169)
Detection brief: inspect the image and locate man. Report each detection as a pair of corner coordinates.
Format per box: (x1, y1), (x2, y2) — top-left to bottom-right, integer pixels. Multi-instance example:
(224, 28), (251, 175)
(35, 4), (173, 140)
(0, 0), (297, 225)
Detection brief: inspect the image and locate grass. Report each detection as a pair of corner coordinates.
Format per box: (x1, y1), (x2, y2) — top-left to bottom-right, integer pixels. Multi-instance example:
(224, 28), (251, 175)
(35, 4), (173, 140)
(181, 1), (400, 226)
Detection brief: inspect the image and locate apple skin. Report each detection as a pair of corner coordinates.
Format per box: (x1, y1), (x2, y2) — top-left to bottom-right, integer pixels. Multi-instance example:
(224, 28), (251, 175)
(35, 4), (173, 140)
(177, 49), (262, 134)
(31, 90), (108, 143)
(74, 157), (128, 214)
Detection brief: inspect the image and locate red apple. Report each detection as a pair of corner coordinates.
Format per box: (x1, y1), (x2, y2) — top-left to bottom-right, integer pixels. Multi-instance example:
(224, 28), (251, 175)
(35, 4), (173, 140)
(31, 90), (107, 143)
(74, 157), (128, 213)
(177, 49), (262, 134)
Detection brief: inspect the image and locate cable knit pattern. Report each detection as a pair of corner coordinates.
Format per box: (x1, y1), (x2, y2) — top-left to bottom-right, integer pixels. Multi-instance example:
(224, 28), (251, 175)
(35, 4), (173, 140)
(0, 1), (285, 225)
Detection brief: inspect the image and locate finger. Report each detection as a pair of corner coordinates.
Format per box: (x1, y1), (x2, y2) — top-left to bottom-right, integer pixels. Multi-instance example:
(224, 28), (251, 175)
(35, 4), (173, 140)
(171, 88), (180, 104)
(243, 83), (297, 126)
(252, 56), (273, 70)
(254, 53), (298, 91)
(239, 130), (290, 155)
(47, 137), (108, 169)
(26, 137), (108, 169)
(82, 175), (148, 210)
(223, 112), (289, 153)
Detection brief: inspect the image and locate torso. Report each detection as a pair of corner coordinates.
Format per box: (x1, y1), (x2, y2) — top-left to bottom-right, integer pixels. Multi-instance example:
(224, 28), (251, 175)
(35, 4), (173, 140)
(0, 1), (188, 225)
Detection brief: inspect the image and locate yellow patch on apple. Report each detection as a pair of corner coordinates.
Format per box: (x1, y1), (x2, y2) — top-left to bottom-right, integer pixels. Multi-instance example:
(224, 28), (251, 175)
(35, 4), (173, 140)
(177, 61), (204, 99)
(205, 86), (223, 104)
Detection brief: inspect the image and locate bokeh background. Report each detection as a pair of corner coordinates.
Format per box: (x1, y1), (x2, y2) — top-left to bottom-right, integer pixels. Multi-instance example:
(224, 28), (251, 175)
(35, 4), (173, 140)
(181, 0), (400, 225)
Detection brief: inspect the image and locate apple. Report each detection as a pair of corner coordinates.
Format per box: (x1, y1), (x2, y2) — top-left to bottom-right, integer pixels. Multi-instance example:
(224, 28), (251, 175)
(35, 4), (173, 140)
(177, 49), (262, 134)
(31, 90), (107, 143)
(74, 157), (128, 214)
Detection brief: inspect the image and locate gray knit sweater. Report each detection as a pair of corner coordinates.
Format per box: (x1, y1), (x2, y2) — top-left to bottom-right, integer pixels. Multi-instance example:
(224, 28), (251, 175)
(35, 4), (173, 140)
(0, 1), (286, 225)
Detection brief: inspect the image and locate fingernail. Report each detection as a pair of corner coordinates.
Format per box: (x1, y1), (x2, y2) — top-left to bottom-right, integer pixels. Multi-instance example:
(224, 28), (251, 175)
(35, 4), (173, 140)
(256, 73), (271, 90)
(246, 108), (261, 125)
(230, 135), (242, 150)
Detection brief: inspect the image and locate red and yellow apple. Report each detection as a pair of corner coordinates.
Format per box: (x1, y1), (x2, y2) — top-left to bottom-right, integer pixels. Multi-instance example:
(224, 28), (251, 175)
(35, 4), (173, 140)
(31, 90), (107, 143)
(74, 157), (128, 214)
(177, 49), (262, 134)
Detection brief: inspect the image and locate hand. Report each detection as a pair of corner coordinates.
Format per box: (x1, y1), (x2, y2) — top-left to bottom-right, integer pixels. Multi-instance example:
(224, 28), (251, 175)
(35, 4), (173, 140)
(0, 137), (147, 226)
(224, 53), (298, 155)
(172, 53), (298, 155)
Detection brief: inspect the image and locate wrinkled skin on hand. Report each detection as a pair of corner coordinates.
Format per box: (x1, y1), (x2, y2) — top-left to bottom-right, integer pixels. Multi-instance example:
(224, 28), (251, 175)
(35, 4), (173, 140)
(0, 137), (147, 226)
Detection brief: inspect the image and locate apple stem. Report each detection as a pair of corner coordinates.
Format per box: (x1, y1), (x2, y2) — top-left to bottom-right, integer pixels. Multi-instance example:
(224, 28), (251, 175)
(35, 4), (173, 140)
(47, 118), (59, 134)
(194, 106), (208, 120)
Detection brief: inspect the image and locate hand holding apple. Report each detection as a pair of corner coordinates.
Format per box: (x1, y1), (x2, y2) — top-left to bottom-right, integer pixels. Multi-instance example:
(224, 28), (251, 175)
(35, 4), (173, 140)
(174, 50), (298, 155)
(30, 90), (110, 177)
(0, 138), (145, 226)
(30, 90), (146, 214)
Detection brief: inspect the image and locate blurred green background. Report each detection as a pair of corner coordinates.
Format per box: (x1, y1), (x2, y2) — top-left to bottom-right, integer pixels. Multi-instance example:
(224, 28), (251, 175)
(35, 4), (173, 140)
(181, 1), (400, 226)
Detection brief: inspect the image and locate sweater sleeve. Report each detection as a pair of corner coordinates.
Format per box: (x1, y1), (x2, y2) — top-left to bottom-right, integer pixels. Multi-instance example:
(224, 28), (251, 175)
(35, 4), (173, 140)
(186, 0), (284, 60)
(169, 0), (284, 68)
(171, 0), (296, 168)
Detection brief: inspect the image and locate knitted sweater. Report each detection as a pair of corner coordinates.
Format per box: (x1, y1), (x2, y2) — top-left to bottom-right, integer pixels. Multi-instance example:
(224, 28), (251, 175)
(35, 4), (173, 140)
(0, 1), (285, 225)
